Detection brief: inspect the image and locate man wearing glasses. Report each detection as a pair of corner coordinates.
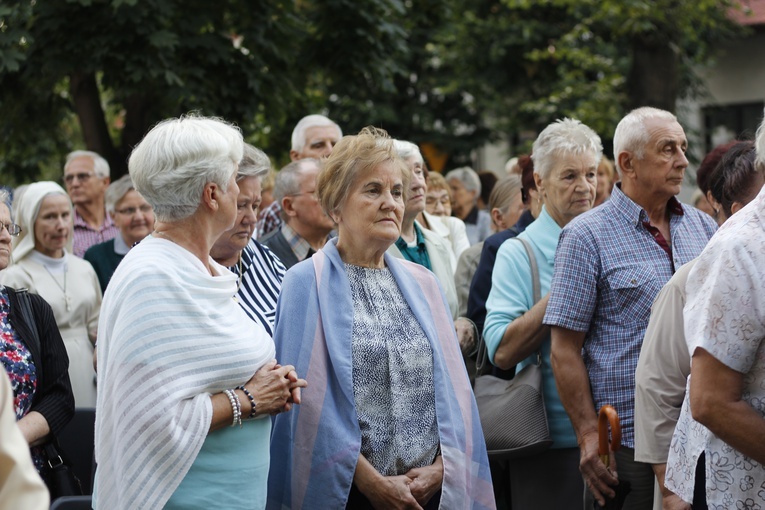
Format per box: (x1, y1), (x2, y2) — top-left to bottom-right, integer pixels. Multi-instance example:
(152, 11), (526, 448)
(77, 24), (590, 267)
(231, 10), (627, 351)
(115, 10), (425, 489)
(63, 151), (119, 257)
(259, 158), (335, 269)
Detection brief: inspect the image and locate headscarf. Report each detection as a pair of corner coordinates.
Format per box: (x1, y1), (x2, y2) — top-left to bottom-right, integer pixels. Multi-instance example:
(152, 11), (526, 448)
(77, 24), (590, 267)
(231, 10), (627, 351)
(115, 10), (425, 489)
(11, 182), (73, 263)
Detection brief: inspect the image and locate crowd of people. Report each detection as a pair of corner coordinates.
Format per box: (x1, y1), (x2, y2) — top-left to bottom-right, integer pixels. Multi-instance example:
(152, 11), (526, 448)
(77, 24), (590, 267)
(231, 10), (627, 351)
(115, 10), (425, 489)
(0, 106), (763, 510)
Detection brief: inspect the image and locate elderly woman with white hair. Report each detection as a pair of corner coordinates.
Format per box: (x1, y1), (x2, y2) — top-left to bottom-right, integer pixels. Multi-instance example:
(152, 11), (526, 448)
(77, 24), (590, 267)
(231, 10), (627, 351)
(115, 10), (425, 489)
(394, 141), (471, 265)
(93, 115), (306, 510)
(1, 181), (101, 408)
(484, 118), (602, 509)
(444, 166), (492, 245)
(83, 174), (155, 293)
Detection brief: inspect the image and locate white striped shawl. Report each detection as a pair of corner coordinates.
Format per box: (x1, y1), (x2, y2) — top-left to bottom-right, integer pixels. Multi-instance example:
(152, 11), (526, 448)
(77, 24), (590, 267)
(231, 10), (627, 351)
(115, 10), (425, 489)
(94, 236), (275, 509)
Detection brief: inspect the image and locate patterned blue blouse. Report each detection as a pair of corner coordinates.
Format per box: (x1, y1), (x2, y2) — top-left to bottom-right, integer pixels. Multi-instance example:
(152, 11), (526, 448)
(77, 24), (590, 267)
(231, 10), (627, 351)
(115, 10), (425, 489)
(346, 264), (439, 476)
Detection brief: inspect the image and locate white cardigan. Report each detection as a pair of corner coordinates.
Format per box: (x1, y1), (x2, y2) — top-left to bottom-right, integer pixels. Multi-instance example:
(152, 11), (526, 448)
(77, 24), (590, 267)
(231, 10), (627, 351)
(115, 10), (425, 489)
(420, 211), (470, 271)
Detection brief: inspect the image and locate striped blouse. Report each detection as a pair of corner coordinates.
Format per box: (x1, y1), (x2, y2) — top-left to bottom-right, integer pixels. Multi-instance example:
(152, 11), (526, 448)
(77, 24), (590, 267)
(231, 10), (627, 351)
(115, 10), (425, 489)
(231, 239), (286, 337)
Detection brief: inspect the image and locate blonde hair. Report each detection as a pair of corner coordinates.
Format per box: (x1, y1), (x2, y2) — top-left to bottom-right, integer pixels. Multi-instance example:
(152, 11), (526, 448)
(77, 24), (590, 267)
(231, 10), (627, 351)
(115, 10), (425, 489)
(489, 174), (522, 212)
(426, 172), (450, 197)
(316, 127), (410, 217)
(261, 168), (277, 193)
(598, 157), (615, 181)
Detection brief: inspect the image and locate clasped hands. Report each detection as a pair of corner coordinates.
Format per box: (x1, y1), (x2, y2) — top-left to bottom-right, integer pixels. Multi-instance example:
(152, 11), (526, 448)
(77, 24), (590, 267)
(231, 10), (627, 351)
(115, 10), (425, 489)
(244, 360), (307, 416)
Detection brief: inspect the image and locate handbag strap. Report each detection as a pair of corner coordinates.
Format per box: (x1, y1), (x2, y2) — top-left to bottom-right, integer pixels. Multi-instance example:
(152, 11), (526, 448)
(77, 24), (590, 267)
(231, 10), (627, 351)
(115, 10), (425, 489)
(476, 236), (542, 371)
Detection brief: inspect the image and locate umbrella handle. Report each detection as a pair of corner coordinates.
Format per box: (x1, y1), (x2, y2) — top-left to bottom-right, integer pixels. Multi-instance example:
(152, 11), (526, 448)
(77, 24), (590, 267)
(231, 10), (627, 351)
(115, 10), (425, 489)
(598, 405), (621, 466)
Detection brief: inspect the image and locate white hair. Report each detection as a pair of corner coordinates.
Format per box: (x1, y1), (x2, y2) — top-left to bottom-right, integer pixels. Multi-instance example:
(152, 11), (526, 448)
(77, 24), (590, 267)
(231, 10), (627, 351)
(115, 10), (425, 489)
(531, 118), (603, 180)
(756, 108), (765, 171)
(0, 189), (10, 219)
(613, 107), (677, 175)
(238, 143), (271, 181)
(290, 114), (342, 153)
(65, 150), (110, 178)
(128, 115), (243, 222)
(504, 156), (519, 174)
(104, 174), (136, 214)
(444, 166), (481, 194)
(393, 140), (424, 164)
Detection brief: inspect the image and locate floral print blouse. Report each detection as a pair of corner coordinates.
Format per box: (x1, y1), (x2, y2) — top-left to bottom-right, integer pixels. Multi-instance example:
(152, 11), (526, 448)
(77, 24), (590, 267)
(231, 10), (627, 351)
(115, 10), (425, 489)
(0, 287), (44, 472)
(665, 188), (765, 508)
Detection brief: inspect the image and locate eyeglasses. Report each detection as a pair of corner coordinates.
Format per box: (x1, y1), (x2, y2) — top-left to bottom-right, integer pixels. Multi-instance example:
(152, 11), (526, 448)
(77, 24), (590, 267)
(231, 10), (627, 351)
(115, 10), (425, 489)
(0, 223), (21, 236)
(425, 196), (451, 206)
(64, 172), (97, 184)
(115, 204), (153, 216)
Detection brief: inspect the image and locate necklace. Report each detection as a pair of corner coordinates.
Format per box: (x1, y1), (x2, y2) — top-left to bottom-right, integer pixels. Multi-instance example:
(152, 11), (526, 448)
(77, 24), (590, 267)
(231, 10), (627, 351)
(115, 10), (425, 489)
(44, 266), (71, 312)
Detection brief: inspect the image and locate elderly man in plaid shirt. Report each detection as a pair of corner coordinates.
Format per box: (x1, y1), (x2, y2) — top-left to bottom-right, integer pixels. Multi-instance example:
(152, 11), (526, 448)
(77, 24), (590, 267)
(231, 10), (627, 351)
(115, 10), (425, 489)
(63, 150), (119, 257)
(543, 107), (717, 510)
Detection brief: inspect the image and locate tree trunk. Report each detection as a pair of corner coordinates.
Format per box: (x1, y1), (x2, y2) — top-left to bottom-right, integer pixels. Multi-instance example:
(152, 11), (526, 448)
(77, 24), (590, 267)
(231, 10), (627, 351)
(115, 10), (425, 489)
(69, 71), (119, 177)
(627, 38), (678, 113)
(118, 94), (156, 177)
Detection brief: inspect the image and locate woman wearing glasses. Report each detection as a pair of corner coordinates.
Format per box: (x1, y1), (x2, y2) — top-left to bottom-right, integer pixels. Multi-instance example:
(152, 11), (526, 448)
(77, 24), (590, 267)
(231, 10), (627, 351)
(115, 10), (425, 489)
(84, 175), (155, 293)
(0, 188), (74, 488)
(0, 182), (101, 408)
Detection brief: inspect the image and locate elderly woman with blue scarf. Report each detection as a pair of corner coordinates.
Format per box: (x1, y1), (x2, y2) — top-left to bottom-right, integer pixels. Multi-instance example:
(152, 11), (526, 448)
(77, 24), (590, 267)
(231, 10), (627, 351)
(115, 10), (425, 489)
(267, 127), (494, 510)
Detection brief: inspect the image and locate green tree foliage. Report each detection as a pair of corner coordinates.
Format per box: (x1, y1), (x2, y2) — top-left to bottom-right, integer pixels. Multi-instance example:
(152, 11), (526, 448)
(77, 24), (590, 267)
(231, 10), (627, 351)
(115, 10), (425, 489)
(442, 0), (743, 153)
(0, 0), (746, 183)
(1, 0), (304, 181)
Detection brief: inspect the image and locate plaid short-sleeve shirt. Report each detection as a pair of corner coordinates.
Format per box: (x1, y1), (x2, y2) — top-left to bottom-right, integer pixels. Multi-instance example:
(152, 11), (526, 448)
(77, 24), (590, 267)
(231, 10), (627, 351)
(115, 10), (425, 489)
(73, 208), (119, 258)
(543, 184), (717, 447)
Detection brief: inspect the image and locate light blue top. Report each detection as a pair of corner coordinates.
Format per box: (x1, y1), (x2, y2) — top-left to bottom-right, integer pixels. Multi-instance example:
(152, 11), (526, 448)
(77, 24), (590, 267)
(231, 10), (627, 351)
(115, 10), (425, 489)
(164, 417), (271, 509)
(484, 206), (576, 449)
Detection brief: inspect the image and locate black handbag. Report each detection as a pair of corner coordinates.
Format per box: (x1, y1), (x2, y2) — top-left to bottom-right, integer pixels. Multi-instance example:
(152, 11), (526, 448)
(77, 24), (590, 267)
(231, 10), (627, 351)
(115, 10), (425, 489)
(15, 289), (83, 498)
(43, 441), (83, 498)
(473, 237), (553, 459)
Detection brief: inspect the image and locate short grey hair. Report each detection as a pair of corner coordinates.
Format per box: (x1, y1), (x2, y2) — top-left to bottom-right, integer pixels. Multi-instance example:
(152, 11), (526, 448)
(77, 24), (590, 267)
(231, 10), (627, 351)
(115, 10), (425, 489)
(105, 175), (135, 214)
(531, 118), (603, 180)
(65, 150), (110, 178)
(238, 143), (271, 181)
(756, 109), (765, 172)
(444, 167), (481, 195)
(393, 140), (424, 164)
(291, 115), (342, 153)
(274, 158), (320, 220)
(613, 107), (678, 175)
(128, 115), (243, 222)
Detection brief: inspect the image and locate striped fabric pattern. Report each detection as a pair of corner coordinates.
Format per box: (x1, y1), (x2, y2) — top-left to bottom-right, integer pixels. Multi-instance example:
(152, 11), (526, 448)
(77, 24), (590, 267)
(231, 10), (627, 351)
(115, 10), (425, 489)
(94, 236), (275, 510)
(232, 239), (286, 337)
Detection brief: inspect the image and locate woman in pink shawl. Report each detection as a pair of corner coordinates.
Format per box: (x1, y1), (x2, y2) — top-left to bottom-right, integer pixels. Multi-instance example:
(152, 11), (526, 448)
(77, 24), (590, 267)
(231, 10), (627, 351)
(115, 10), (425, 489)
(267, 127), (494, 510)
